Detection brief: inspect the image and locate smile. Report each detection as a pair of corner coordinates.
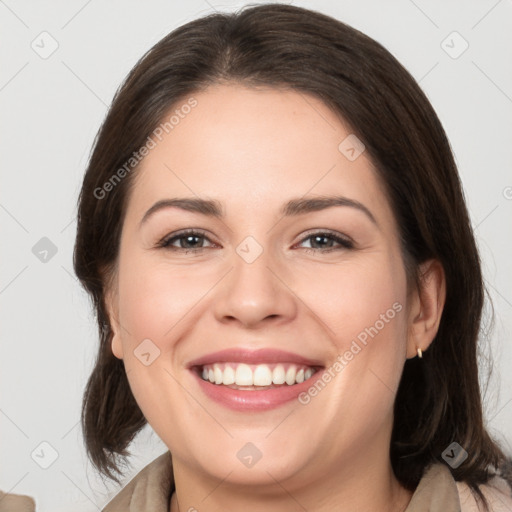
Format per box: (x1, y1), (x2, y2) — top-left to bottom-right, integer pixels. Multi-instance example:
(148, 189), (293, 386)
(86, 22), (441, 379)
(188, 348), (325, 411)
(199, 362), (318, 388)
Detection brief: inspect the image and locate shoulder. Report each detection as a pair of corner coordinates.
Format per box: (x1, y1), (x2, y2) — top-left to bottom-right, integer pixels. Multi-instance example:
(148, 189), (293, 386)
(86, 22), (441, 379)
(405, 462), (512, 512)
(456, 474), (512, 512)
(0, 489), (36, 512)
(102, 451), (174, 512)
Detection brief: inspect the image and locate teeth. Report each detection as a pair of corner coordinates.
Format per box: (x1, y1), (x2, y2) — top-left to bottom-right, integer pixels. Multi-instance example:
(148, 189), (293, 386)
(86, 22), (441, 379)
(235, 364), (253, 386)
(223, 365), (235, 385)
(200, 362), (317, 387)
(253, 365), (272, 386)
(285, 366), (296, 385)
(272, 364), (286, 384)
(214, 365), (223, 384)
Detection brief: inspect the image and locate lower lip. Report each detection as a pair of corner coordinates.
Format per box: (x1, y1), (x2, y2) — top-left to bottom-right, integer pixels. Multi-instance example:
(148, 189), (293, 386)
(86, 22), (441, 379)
(191, 368), (323, 411)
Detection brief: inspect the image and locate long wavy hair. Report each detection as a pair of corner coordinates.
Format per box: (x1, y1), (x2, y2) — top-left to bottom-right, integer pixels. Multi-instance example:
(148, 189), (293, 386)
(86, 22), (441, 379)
(73, 3), (512, 509)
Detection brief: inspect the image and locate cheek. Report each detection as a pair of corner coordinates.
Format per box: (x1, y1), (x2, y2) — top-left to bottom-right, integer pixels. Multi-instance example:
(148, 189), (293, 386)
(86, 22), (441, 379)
(295, 253), (408, 347)
(298, 251), (409, 414)
(117, 257), (216, 348)
(114, 253), (225, 429)
(297, 265), (407, 451)
(113, 261), (200, 433)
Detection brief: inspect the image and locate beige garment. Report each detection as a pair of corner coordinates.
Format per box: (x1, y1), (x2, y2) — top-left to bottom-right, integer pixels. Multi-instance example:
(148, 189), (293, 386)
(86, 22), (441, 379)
(101, 451), (512, 512)
(2, 454), (511, 511)
(0, 490), (36, 512)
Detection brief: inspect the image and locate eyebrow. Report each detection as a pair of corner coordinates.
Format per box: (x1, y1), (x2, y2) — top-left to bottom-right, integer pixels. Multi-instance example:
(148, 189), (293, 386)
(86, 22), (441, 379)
(139, 195), (378, 228)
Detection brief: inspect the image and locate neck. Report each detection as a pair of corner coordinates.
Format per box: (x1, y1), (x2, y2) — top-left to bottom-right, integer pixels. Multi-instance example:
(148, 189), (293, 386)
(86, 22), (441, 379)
(169, 423), (413, 512)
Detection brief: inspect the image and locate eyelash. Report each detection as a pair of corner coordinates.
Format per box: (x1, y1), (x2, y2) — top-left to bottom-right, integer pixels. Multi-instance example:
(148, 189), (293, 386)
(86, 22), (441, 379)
(157, 229), (354, 254)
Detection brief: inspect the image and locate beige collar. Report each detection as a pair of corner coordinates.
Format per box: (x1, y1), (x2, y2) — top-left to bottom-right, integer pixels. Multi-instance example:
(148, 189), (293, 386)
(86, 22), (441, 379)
(404, 462), (461, 511)
(103, 452), (463, 511)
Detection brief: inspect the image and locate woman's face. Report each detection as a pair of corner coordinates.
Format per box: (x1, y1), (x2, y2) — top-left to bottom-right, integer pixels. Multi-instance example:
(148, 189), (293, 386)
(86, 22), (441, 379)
(108, 84), (414, 487)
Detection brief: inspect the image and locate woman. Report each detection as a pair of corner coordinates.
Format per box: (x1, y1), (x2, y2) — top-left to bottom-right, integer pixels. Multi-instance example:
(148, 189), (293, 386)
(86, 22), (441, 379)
(72, 3), (512, 511)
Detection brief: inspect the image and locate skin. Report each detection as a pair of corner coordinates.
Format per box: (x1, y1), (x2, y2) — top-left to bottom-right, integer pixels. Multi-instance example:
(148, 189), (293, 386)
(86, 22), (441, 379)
(106, 84), (446, 512)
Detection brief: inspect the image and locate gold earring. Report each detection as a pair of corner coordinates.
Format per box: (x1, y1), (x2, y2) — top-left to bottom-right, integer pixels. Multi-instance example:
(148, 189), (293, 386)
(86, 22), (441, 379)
(417, 347), (423, 358)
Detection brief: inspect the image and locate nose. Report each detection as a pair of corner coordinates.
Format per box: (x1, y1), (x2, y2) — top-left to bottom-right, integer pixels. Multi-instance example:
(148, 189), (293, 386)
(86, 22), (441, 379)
(212, 243), (298, 329)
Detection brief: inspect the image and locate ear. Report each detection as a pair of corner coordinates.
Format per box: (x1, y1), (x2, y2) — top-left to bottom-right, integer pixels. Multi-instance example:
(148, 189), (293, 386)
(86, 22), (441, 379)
(104, 285), (124, 360)
(406, 259), (446, 359)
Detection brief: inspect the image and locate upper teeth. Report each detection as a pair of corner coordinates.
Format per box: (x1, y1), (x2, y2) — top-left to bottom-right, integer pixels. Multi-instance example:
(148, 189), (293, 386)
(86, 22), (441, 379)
(201, 363), (316, 386)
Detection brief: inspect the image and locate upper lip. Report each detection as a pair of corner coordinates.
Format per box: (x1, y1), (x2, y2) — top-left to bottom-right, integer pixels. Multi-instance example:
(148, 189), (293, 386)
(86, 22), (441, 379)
(187, 348), (324, 368)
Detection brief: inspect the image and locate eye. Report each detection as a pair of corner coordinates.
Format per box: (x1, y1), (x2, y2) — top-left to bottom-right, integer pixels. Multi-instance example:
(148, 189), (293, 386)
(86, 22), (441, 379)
(157, 229), (354, 254)
(157, 229), (216, 253)
(297, 231), (354, 253)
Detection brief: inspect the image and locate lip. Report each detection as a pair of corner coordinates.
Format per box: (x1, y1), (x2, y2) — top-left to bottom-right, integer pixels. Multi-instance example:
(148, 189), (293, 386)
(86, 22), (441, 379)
(187, 348), (324, 368)
(187, 348), (324, 411)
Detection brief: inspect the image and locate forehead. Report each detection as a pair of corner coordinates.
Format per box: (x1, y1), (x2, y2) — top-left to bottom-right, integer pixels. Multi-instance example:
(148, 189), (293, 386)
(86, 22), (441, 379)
(127, 84), (393, 226)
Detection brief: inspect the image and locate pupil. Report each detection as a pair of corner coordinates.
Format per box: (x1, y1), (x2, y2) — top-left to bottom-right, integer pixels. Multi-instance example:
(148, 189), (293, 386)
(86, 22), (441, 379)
(183, 235), (200, 248)
(313, 235), (330, 248)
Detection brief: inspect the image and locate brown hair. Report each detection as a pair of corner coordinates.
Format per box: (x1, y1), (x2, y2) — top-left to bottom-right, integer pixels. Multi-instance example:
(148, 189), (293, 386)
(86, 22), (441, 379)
(73, 3), (512, 507)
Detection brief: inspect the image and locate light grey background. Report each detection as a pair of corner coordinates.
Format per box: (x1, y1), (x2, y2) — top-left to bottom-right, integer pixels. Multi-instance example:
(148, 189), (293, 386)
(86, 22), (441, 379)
(1, 1), (511, 510)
